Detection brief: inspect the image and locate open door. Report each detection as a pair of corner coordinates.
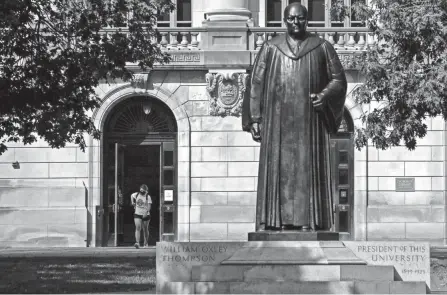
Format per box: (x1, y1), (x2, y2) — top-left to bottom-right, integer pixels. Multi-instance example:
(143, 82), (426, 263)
(104, 142), (125, 247)
(114, 143), (125, 246)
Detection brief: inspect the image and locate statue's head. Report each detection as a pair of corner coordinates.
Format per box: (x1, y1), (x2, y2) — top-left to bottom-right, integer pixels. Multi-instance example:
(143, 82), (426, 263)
(283, 3), (308, 38)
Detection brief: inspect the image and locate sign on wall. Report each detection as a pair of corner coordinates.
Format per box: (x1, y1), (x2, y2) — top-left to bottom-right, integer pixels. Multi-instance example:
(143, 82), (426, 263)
(395, 178), (415, 192)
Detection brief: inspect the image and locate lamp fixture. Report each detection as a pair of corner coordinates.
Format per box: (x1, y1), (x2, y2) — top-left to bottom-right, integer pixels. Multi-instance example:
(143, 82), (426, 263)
(143, 101), (152, 115)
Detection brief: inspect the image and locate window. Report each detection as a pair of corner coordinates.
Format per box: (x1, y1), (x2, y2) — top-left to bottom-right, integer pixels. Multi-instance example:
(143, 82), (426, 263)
(350, 0), (365, 27)
(308, 0), (325, 27)
(266, 0), (365, 28)
(331, 0), (367, 27)
(156, 0), (191, 27)
(177, 0), (192, 27)
(266, 0), (327, 27)
(267, 0), (301, 27)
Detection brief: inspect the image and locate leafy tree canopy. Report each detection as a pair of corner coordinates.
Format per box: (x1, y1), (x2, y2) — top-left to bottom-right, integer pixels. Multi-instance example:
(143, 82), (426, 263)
(331, 0), (447, 150)
(0, 0), (174, 155)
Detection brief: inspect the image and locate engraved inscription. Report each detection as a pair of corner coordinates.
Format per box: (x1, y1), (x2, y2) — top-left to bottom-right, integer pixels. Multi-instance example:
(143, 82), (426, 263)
(345, 242), (430, 287)
(160, 244), (228, 263)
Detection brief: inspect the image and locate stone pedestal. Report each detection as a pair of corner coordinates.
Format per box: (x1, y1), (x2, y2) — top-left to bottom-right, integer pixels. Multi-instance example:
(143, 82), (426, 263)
(156, 241), (429, 294)
(248, 230), (339, 241)
(221, 241), (366, 265)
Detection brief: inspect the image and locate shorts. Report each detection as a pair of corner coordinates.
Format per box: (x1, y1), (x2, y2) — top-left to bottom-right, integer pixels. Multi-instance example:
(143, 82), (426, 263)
(134, 214), (150, 221)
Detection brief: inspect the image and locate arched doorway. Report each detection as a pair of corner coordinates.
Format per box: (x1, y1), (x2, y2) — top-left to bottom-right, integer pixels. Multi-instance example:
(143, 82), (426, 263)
(100, 96), (178, 247)
(330, 108), (355, 241)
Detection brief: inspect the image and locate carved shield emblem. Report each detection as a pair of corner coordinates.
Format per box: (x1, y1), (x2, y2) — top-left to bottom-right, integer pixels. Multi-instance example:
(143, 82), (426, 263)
(218, 81), (239, 106)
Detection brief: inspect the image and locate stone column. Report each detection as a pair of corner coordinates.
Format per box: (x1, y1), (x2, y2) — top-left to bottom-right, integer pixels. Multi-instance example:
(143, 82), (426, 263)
(204, 0), (252, 22)
(201, 0), (254, 51)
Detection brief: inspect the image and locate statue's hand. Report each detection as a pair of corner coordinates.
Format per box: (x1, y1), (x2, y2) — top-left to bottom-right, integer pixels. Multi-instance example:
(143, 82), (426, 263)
(250, 123), (262, 142)
(311, 93), (326, 111)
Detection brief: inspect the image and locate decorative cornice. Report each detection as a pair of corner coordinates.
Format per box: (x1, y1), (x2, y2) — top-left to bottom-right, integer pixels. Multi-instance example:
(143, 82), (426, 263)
(206, 72), (249, 117)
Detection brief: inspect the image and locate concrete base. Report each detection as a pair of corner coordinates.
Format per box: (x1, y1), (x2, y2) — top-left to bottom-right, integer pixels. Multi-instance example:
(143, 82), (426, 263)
(248, 230), (339, 241)
(221, 241), (366, 265)
(157, 241), (429, 294)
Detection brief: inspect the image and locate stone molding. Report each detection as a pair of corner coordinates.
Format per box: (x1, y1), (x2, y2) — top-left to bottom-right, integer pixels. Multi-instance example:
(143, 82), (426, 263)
(206, 72), (249, 117)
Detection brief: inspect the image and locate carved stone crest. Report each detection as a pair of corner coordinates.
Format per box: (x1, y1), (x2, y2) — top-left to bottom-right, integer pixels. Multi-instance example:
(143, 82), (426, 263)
(206, 72), (249, 117)
(131, 72), (150, 89)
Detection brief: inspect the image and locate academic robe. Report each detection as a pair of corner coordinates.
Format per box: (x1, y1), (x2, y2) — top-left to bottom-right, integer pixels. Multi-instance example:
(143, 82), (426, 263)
(242, 32), (347, 231)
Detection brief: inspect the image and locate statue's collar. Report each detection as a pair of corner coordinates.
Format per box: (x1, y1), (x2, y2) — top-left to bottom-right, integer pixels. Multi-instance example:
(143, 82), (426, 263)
(271, 32), (324, 60)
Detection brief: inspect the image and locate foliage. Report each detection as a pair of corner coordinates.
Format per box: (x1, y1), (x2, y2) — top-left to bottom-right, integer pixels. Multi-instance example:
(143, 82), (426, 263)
(0, 0), (175, 155)
(330, 0), (447, 150)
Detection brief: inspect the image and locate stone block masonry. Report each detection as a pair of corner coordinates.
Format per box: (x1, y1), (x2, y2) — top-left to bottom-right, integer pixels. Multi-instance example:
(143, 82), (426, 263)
(0, 145), (89, 247)
(355, 116), (446, 244)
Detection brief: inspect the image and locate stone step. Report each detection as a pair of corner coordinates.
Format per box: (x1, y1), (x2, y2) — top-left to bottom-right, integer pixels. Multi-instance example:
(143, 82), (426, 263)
(192, 281), (427, 294)
(192, 265), (395, 282)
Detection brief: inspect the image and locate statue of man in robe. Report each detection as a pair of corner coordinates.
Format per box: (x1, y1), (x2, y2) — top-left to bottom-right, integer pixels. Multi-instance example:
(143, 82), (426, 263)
(242, 3), (347, 232)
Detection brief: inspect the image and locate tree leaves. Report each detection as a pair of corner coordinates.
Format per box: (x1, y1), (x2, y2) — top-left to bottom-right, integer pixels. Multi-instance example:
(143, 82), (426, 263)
(331, 0), (447, 150)
(0, 0), (174, 155)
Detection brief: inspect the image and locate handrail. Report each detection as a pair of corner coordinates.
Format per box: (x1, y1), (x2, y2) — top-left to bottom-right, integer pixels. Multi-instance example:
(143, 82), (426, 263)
(98, 26), (375, 51)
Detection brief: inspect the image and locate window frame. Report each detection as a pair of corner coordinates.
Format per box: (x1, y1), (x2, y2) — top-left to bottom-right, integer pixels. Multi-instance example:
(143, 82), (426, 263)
(156, 0), (192, 28)
(265, 0), (367, 28)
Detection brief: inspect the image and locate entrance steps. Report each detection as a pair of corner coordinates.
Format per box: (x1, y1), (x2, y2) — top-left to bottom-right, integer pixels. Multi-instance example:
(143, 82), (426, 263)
(167, 264), (426, 294)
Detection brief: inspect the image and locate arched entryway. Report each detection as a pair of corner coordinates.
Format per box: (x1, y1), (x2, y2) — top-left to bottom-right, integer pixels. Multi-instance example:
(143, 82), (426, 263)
(330, 108), (355, 240)
(100, 96), (178, 246)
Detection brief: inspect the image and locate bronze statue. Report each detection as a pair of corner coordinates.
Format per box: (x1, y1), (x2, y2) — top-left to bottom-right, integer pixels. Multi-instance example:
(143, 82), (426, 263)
(242, 3), (347, 232)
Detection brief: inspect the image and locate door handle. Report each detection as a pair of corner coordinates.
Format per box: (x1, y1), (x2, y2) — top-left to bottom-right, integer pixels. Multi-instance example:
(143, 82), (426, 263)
(97, 208), (104, 218)
(338, 204), (349, 212)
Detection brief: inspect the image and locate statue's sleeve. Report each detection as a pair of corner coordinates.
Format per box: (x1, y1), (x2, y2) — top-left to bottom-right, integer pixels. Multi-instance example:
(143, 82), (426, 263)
(242, 43), (269, 131)
(319, 42), (347, 134)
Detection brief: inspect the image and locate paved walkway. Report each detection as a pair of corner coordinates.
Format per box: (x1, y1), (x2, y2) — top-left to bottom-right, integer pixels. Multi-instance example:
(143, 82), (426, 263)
(0, 247), (157, 258)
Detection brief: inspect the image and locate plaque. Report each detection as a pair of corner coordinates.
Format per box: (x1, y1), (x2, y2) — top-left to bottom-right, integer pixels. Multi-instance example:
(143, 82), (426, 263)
(165, 190), (173, 202)
(395, 178), (415, 192)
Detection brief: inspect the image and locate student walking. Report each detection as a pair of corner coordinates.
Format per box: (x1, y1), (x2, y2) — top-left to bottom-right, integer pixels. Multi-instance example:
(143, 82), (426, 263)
(131, 184), (152, 248)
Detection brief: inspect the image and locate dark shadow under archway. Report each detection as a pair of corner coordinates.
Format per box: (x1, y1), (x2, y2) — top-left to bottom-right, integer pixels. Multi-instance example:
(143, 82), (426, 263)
(100, 96), (178, 247)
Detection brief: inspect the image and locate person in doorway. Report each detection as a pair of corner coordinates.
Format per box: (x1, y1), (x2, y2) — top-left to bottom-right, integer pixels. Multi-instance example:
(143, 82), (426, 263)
(131, 184), (152, 248)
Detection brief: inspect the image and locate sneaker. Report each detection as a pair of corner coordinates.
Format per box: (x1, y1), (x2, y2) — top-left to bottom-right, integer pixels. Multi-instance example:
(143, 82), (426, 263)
(144, 244), (149, 248)
(134, 243), (140, 249)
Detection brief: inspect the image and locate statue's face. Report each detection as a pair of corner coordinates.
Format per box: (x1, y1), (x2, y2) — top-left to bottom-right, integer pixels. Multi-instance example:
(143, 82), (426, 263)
(284, 5), (308, 38)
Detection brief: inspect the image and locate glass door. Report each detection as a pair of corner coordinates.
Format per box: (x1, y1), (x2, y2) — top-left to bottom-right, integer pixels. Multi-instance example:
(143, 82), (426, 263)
(114, 143), (125, 247)
(330, 137), (354, 240)
(159, 141), (176, 242)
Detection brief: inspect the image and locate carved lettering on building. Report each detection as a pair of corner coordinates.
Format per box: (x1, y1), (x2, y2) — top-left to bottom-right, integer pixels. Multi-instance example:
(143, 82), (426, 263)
(171, 53), (201, 63)
(206, 72), (249, 117)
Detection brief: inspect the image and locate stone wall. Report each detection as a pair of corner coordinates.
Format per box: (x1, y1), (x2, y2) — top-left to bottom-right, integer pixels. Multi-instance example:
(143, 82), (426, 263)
(360, 116), (446, 245)
(169, 71), (259, 241)
(1, 68), (446, 247)
(0, 141), (88, 247)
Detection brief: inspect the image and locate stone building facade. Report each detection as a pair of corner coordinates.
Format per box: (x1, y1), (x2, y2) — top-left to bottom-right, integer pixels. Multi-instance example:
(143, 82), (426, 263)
(0, 0), (445, 247)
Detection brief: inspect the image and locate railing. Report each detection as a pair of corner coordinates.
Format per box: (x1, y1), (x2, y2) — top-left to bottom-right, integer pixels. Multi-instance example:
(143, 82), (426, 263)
(100, 26), (374, 51)
(251, 27), (375, 51)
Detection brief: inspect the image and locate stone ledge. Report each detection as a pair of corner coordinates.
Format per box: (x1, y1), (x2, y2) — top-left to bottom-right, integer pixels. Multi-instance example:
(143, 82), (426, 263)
(165, 281), (427, 294)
